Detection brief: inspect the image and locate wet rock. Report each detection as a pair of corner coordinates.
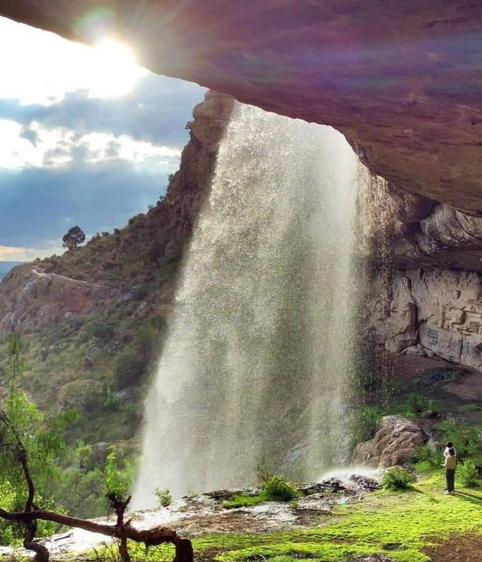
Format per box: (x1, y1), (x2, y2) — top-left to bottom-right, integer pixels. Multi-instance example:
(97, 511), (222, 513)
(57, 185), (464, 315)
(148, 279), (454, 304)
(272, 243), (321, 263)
(348, 474), (381, 492)
(297, 479), (346, 495)
(352, 416), (425, 468)
(202, 488), (260, 501)
(349, 554), (394, 562)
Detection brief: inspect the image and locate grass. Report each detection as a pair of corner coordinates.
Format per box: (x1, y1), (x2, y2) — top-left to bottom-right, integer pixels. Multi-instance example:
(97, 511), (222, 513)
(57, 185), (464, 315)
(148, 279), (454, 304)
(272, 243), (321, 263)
(87, 473), (482, 562)
(198, 473), (482, 562)
(222, 494), (267, 509)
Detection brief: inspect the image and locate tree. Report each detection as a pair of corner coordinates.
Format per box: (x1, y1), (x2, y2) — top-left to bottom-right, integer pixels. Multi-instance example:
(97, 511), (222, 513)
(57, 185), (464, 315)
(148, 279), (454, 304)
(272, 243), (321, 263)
(62, 226), (86, 250)
(0, 336), (193, 562)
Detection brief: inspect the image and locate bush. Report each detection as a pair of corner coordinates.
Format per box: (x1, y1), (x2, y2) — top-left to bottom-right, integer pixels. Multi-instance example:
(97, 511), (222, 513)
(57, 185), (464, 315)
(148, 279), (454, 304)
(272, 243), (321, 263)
(261, 475), (299, 501)
(382, 467), (416, 491)
(458, 460), (479, 488)
(438, 418), (482, 465)
(155, 488), (172, 508)
(411, 445), (442, 468)
(405, 394), (433, 415)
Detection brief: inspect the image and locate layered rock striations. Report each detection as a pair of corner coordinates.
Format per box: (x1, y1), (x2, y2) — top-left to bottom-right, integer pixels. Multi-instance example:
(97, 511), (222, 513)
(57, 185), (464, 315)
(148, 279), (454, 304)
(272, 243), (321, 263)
(368, 268), (482, 371)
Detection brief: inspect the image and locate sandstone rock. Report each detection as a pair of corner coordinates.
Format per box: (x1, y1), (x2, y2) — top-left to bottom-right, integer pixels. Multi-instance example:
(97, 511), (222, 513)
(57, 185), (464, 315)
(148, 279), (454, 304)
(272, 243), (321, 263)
(385, 277), (417, 354)
(0, 265), (119, 335)
(367, 268), (482, 372)
(401, 345), (426, 357)
(4, 2), (482, 221)
(352, 416), (425, 468)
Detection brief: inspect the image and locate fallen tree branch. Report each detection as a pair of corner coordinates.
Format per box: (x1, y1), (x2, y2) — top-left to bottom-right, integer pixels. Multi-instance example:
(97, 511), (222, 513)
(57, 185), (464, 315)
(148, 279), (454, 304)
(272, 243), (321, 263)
(0, 506), (193, 562)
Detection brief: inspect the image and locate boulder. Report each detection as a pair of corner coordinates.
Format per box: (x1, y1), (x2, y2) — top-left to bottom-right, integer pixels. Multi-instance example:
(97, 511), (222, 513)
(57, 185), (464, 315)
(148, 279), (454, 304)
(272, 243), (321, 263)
(352, 416), (425, 468)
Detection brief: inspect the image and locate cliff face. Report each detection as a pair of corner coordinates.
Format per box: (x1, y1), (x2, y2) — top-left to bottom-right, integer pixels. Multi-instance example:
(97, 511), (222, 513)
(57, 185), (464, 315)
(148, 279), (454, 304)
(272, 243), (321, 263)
(0, 265), (119, 334)
(0, 91), (234, 336)
(368, 268), (482, 372)
(0, 91), (234, 448)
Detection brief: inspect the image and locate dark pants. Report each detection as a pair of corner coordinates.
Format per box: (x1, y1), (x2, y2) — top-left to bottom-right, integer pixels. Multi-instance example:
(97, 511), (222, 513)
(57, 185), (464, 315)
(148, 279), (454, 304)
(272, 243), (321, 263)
(446, 469), (455, 493)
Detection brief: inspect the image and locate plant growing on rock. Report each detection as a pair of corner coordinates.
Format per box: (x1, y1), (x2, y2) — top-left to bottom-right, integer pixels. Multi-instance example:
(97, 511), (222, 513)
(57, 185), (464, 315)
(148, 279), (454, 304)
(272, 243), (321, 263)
(155, 488), (172, 508)
(261, 475), (299, 502)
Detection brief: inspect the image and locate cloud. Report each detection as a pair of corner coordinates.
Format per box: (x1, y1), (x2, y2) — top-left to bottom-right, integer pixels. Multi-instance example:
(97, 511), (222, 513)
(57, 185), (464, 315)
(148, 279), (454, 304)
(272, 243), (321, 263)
(0, 245), (61, 261)
(0, 17), (207, 261)
(0, 161), (171, 254)
(0, 74), (205, 149)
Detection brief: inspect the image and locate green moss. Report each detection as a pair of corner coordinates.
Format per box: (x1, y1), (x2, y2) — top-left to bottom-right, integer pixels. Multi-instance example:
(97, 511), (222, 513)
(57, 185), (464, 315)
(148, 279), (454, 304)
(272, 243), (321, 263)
(223, 494), (267, 509)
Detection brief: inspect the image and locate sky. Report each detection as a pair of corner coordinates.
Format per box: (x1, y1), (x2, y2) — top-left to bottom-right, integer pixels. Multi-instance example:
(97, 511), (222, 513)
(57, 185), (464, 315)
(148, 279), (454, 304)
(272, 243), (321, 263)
(0, 17), (205, 261)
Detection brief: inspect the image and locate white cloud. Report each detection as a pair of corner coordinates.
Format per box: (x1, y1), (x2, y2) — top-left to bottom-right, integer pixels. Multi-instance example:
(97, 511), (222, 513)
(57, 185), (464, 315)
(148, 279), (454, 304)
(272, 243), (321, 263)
(0, 17), (148, 106)
(0, 244), (63, 261)
(0, 120), (181, 170)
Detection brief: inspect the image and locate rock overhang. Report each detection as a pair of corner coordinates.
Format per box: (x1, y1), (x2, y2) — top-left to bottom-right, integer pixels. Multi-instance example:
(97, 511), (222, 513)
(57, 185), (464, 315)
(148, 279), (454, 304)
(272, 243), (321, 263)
(2, 1), (482, 215)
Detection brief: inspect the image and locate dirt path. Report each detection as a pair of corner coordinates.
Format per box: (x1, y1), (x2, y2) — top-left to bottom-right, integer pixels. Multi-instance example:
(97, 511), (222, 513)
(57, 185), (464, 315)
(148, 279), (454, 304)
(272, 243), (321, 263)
(424, 533), (482, 562)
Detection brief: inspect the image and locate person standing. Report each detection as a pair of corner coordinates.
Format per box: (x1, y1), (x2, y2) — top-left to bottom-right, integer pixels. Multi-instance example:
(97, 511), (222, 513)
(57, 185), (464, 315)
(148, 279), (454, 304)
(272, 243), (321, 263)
(444, 447), (457, 495)
(444, 441), (457, 458)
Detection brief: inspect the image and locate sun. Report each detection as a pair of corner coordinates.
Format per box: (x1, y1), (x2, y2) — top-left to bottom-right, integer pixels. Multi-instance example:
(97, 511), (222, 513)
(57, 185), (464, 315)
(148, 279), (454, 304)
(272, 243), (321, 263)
(88, 39), (146, 98)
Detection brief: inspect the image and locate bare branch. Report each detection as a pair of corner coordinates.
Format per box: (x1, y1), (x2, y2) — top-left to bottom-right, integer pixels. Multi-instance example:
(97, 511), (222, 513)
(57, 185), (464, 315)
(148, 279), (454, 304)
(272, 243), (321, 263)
(0, 506), (193, 562)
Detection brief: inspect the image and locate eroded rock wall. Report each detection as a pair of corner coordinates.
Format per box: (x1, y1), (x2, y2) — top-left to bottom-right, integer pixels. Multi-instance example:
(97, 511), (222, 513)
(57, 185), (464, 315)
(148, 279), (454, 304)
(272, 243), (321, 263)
(368, 267), (482, 371)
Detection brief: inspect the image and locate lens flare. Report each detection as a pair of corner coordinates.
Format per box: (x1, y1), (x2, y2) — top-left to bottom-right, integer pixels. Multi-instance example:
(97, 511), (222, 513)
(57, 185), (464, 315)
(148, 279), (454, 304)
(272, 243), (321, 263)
(88, 38), (145, 98)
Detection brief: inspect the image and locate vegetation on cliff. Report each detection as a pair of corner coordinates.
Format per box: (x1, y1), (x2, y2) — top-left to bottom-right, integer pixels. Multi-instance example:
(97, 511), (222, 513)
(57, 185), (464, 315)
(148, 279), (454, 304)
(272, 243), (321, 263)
(0, 92), (234, 520)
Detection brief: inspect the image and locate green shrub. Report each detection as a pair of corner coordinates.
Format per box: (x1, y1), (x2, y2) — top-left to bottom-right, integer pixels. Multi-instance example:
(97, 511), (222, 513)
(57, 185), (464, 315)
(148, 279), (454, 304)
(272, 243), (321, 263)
(405, 394), (433, 415)
(382, 467), (416, 491)
(411, 445), (442, 468)
(391, 394), (436, 418)
(458, 460), (479, 488)
(223, 476), (299, 509)
(438, 418), (482, 465)
(414, 460), (434, 473)
(261, 475), (299, 502)
(155, 488), (172, 508)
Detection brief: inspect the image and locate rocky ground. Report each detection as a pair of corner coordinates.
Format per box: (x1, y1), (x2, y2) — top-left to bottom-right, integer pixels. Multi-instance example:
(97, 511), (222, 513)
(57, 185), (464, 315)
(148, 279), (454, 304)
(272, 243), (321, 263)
(3, 472), (381, 559)
(8, 469), (482, 562)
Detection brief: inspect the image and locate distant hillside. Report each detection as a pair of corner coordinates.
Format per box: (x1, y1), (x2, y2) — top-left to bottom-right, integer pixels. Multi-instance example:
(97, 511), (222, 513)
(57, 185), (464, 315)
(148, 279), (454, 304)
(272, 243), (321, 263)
(0, 92), (234, 518)
(0, 91), (234, 408)
(0, 262), (23, 281)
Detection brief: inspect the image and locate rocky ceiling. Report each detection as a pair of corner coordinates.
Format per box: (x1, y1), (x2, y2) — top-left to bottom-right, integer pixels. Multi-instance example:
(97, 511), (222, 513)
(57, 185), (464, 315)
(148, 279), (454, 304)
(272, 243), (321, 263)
(2, 1), (482, 209)
(3, 1), (482, 269)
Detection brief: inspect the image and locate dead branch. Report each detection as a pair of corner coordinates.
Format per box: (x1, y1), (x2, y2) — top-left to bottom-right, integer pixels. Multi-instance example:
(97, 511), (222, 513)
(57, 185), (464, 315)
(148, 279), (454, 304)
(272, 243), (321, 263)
(0, 506), (193, 562)
(0, 408), (194, 562)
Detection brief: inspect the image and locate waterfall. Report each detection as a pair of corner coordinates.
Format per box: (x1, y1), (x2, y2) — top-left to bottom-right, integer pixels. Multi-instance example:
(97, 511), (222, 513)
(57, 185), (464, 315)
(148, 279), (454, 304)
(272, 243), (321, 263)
(133, 103), (366, 507)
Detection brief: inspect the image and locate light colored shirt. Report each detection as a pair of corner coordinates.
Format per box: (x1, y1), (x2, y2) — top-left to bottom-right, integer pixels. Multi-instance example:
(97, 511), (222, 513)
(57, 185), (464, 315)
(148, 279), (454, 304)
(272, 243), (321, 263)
(444, 447), (457, 457)
(444, 455), (457, 469)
